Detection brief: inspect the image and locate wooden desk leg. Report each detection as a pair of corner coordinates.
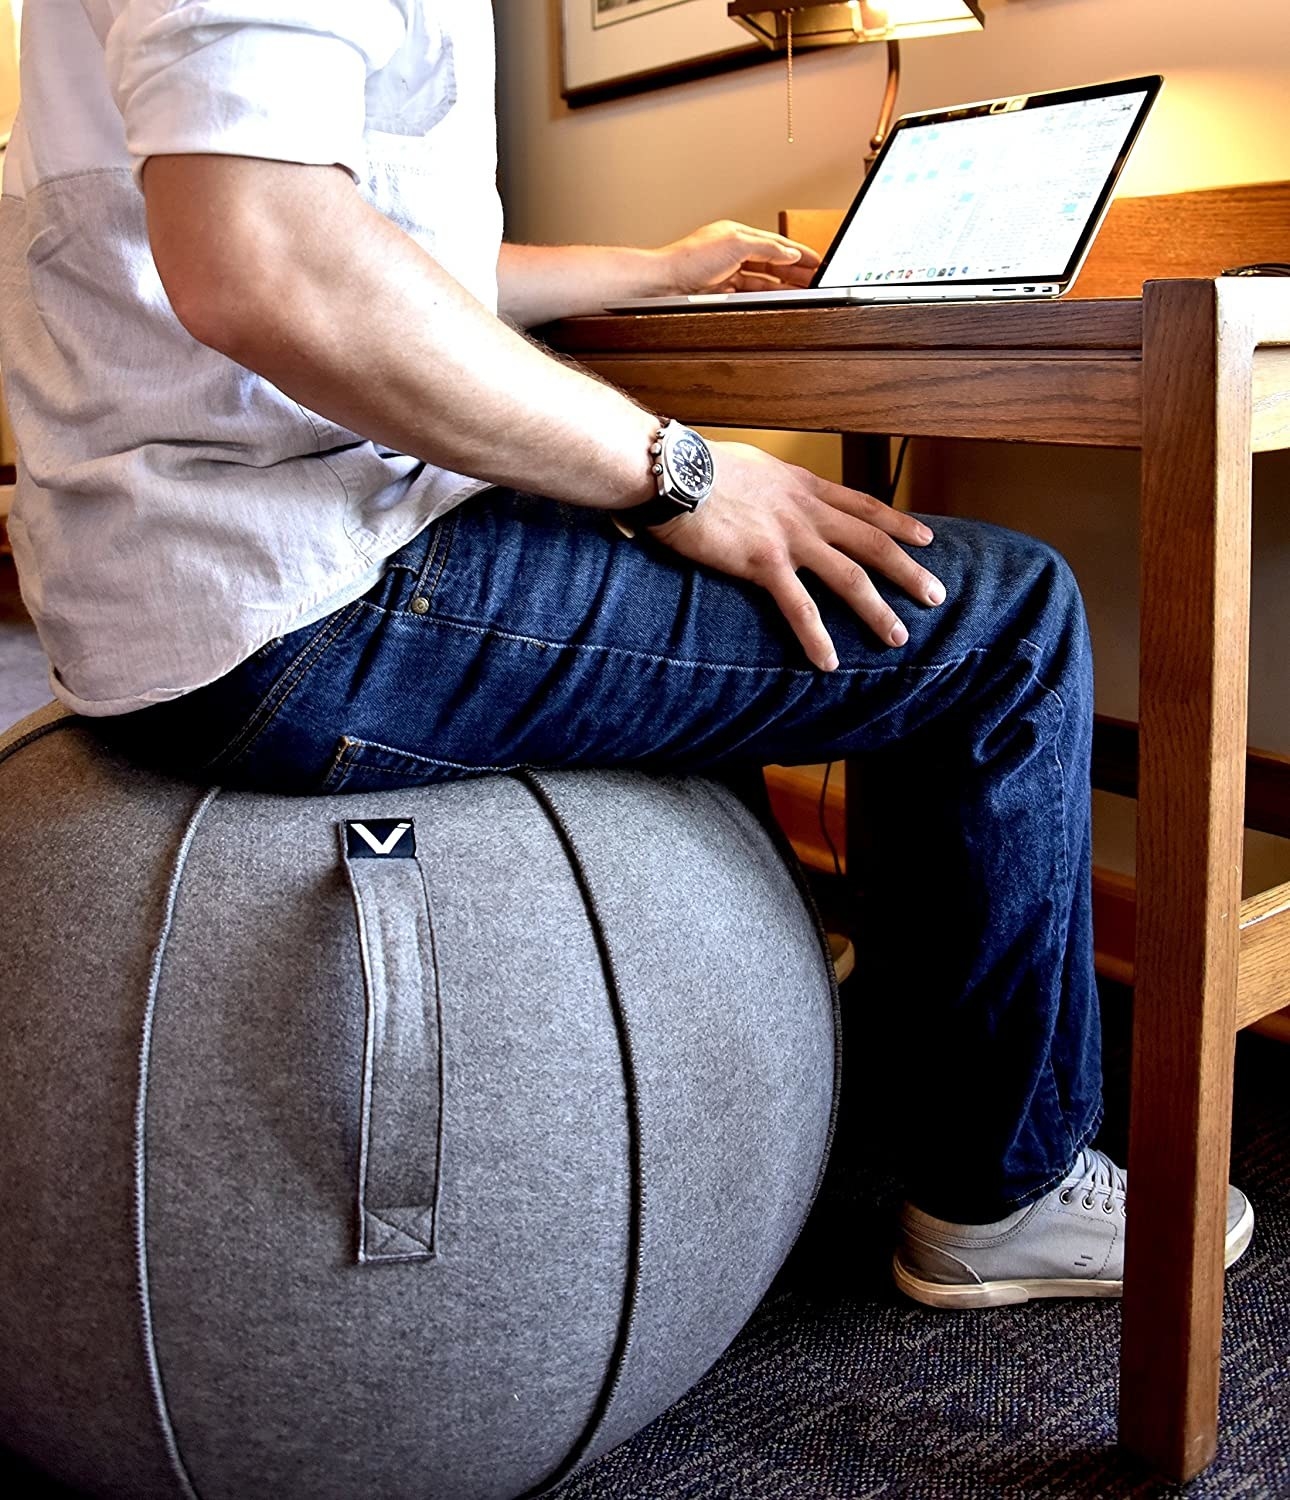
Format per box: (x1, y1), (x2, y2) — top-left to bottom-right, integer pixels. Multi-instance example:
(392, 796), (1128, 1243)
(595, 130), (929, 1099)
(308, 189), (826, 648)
(1120, 280), (1254, 1480)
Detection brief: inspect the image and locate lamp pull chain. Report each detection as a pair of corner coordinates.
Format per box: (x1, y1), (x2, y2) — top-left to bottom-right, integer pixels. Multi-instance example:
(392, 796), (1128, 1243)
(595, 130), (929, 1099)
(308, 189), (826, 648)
(786, 10), (794, 143)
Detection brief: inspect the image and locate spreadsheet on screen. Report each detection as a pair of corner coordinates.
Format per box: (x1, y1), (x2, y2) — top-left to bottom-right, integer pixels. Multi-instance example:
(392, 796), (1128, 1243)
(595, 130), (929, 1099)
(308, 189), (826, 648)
(823, 92), (1150, 287)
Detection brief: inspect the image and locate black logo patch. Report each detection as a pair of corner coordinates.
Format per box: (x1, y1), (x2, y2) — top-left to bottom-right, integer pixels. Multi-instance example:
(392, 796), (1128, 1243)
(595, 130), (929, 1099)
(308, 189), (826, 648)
(345, 819), (417, 859)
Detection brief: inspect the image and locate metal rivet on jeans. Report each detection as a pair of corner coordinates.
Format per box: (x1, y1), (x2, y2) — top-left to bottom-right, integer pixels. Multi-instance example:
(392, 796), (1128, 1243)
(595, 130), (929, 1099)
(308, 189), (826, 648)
(410, 596), (430, 615)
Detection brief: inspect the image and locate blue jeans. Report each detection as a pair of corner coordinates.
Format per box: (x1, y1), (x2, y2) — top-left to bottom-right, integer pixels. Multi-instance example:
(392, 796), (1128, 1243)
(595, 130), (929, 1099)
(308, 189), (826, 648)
(104, 489), (1101, 1221)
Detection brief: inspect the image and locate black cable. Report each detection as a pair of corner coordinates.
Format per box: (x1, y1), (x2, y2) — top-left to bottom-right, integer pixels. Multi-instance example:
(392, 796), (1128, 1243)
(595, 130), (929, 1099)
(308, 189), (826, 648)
(887, 434), (912, 505)
(817, 758), (842, 880)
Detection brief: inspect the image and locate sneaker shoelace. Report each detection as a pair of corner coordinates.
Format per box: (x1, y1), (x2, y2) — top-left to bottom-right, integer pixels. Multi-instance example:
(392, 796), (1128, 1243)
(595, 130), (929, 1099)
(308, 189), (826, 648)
(1059, 1147), (1127, 1217)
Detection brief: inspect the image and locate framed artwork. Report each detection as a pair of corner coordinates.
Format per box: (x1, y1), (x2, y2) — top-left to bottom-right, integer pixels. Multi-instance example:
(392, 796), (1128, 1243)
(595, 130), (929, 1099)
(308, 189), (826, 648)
(560, 0), (780, 108)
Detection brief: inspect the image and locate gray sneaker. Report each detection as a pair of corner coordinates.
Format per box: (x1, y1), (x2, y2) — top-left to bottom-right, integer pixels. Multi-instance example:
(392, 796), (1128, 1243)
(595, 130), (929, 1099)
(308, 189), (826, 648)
(893, 1147), (1254, 1309)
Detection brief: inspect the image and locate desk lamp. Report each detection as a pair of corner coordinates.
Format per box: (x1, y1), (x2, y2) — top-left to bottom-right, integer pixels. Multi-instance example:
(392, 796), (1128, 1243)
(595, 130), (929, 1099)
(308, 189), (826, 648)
(728, 1), (984, 155)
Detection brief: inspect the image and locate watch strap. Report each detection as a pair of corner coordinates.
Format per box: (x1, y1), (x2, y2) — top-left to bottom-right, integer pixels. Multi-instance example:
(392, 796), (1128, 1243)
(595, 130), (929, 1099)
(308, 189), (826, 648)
(614, 491), (693, 531)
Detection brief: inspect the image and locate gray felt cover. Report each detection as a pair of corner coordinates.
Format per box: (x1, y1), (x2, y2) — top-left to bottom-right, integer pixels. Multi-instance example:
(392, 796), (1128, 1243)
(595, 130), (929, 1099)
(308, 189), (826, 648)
(0, 712), (837, 1500)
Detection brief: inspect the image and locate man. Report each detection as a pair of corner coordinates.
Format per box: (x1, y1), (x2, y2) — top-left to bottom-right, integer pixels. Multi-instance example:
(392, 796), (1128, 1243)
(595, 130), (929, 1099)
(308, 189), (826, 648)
(0, 1), (1250, 1305)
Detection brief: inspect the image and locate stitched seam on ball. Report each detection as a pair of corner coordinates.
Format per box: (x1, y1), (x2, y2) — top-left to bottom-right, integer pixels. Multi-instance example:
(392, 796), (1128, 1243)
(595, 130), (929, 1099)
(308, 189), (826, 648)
(132, 785), (222, 1500)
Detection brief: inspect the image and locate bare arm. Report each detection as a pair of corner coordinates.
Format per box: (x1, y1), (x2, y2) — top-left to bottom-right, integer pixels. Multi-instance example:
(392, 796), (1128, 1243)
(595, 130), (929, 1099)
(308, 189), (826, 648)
(144, 154), (659, 508)
(143, 154), (942, 669)
(497, 221), (821, 327)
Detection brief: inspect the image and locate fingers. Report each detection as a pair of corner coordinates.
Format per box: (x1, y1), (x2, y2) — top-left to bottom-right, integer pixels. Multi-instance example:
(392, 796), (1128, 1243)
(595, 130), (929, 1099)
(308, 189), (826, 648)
(721, 268), (813, 293)
(812, 476), (936, 547)
(764, 567), (840, 672)
(782, 264), (818, 288)
(809, 514), (945, 610)
(742, 258), (816, 289)
(720, 269), (787, 293)
(732, 226), (823, 270)
(723, 267), (813, 292)
(795, 536), (912, 648)
(679, 221), (823, 293)
(806, 487), (945, 603)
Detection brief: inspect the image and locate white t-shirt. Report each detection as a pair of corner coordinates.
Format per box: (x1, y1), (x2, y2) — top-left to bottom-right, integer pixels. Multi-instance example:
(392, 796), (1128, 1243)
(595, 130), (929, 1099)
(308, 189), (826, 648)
(0, 1), (503, 715)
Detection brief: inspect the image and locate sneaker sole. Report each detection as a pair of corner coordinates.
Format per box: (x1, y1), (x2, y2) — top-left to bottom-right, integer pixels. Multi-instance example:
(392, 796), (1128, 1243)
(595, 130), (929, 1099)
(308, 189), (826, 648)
(1227, 1193), (1256, 1267)
(892, 1197), (1256, 1311)
(891, 1254), (1123, 1308)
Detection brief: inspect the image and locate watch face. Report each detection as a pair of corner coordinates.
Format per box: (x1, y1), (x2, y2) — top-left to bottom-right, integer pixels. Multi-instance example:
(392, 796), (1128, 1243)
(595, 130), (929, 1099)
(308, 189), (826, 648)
(669, 428), (715, 500)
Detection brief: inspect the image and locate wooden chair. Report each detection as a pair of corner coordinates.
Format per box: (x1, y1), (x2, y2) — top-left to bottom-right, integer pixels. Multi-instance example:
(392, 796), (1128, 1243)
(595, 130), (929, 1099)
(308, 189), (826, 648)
(766, 183), (1290, 1478)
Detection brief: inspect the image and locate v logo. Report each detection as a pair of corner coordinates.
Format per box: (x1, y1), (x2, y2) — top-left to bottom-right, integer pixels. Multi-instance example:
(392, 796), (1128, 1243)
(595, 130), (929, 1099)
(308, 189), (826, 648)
(351, 821), (411, 855)
(346, 820), (416, 858)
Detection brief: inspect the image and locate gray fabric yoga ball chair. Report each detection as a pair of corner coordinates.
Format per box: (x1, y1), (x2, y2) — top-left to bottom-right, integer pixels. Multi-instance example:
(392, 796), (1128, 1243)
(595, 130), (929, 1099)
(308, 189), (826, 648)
(0, 704), (838, 1500)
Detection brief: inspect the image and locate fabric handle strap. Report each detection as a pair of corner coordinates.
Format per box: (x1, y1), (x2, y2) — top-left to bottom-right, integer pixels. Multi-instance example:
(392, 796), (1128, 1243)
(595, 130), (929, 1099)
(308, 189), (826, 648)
(342, 831), (443, 1266)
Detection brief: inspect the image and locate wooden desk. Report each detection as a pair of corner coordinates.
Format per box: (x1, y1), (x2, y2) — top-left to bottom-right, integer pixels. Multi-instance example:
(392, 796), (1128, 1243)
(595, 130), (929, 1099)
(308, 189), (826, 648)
(549, 280), (1290, 1482)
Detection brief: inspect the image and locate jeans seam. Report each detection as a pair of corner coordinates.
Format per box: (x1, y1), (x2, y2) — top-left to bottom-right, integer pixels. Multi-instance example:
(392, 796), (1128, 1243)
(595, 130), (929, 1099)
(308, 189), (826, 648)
(1019, 635), (1078, 1161)
(320, 736), (360, 793)
(203, 602), (364, 777)
(409, 513), (458, 608)
(323, 734), (534, 787)
(398, 613), (987, 680)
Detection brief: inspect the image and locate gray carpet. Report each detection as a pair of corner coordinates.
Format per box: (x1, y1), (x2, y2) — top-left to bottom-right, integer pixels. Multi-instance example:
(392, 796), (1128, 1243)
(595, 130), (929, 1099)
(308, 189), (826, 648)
(0, 560), (51, 729)
(1, 563), (1286, 1497)
(547, 998), (1290, 1500)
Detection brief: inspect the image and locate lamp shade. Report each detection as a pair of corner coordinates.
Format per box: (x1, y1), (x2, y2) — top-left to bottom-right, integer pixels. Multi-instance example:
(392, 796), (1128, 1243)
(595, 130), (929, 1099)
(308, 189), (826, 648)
(729, 1), (985, 48)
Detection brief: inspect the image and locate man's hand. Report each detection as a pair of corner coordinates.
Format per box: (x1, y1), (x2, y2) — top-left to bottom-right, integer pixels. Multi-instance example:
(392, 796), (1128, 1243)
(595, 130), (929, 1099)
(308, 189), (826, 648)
(497, 220), (820, 325)
(656, 220), (822, 296)
(648, 443), (944, 671)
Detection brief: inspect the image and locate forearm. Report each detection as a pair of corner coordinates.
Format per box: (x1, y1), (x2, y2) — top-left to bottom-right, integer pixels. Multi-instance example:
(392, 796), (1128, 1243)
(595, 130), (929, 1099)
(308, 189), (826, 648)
(143, 156), (657, 509)
(498, 221), (820, 327)
(498, 241), (675, 326)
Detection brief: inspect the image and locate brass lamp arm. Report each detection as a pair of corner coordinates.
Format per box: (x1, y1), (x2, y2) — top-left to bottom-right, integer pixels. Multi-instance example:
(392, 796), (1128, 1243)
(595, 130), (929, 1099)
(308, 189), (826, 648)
(866, 40), (901, 170)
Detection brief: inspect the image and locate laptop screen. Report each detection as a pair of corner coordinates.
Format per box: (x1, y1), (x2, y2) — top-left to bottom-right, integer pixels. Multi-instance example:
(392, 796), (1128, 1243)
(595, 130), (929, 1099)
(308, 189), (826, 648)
(816, 76), (1162, 291)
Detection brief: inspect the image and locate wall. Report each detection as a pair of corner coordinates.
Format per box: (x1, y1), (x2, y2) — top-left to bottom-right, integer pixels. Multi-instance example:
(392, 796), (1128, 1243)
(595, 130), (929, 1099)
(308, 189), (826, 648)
(0, 0), (17, 146)
(498, 0), (1290, 246)
(0, 2), (20, 487)
(495, 0), (1290, 889)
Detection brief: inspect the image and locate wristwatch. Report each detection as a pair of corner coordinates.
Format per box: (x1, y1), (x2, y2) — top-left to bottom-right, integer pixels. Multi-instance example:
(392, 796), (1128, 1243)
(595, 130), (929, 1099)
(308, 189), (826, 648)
(613, 419), (715, 537)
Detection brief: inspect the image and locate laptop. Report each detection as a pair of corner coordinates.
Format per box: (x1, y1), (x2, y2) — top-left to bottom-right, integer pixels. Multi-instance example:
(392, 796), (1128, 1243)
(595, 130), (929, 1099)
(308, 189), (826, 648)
(609, 74), (1163, 313)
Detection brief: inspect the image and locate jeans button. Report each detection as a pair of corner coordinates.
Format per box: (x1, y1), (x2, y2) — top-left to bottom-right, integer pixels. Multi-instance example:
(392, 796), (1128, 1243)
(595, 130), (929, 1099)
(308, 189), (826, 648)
(410, 596), (430, 615)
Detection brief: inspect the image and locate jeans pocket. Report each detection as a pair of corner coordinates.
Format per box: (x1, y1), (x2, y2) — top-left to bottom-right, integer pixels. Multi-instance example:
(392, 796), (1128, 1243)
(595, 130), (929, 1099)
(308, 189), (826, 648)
(319, 735), (530, 795)
(206, 603), (367, 782)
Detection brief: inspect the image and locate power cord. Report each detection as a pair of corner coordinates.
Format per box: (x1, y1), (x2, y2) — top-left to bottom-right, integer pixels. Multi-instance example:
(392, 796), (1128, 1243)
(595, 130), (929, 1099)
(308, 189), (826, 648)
(817, 757), (842, 880)
(887, 434), (912, 505)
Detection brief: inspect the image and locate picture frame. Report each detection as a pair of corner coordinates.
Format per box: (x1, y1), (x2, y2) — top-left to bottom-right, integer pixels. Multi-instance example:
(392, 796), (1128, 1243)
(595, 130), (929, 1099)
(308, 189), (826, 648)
(560, 0), (780, 108)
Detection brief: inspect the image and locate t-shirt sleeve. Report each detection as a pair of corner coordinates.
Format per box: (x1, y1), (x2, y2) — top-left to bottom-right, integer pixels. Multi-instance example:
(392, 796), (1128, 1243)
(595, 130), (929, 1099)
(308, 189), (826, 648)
(99, 0), (411, 183)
